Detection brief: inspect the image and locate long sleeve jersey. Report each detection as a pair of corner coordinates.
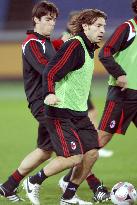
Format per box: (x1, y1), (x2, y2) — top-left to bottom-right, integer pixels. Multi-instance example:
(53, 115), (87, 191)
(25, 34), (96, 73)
(99, 17), (137, 79)
(99, 17), (137, 100)
(22, 30), (63, 115)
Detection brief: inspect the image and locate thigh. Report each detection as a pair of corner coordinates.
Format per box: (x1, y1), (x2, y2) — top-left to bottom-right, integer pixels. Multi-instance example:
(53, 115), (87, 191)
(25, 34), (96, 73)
(37, 123), (53, 151)
(45, 117), (83, 157)
(31, 106), (53, 151)
(73, 116), (99, 153)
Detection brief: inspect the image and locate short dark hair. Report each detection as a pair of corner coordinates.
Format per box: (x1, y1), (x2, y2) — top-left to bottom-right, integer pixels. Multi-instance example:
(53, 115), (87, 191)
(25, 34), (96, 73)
(70, 9), (107, 34)
(32, 1), (59, 26)
(132, 0), (137, 14)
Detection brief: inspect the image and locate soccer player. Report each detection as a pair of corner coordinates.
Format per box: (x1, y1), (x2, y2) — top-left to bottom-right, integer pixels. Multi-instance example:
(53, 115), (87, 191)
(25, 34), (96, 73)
(98, 0), (137, 151)
(24, 9), (107, 205)
(0, 1), (61, 203)
(62, 10), (113, 158)
(57, 11), (111, 203)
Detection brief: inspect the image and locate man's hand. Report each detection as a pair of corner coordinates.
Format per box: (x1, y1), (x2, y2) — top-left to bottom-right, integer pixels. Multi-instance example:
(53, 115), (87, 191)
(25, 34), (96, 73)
(116, 75), (128, 91)
(44, 94), (60, 105)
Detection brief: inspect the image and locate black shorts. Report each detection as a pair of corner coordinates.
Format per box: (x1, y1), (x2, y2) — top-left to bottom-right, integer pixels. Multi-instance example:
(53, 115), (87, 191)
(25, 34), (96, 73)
(45, 116), (99, 157)
(99, 86), (137, 135)
(30, 102), (53, 151)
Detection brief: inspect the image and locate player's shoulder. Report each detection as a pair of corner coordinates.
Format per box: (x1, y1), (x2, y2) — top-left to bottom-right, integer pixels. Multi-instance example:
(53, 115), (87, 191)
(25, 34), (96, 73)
(122, 19), (136, 41)
(115, 21), (129, 32)
(62, 38), (82, 51)
(117, 18), (137, 32)
(22, 33), (38, 46)
(22, 33), (45, 54)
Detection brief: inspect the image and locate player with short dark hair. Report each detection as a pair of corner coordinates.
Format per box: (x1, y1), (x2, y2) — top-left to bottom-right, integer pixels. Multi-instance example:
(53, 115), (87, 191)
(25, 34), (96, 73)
(32, 0), (59, 26)
(98, 0), (137, 149)
(0, 1), (62, 203)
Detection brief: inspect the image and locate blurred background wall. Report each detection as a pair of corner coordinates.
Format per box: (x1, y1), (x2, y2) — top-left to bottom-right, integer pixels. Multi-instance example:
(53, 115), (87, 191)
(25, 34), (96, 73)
(0, 0), (133, 80)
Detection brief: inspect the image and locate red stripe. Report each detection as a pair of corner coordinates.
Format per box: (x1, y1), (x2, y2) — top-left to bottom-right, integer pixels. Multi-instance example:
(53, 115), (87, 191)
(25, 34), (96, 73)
(31, 41), (48, 64)
(102, 101), (115, 131)
(100, 101), (115, 131)
(57, 120), (70, 157)
(31, 41), (47, 65)
(31, 41), (44, 64)
(48, 41), (79, 92)
(54, 120), (68, 157)
(104, 24), (128, 57)
(70, 128), (83, 154)
(116, 109), (124, 134)
(54, 119), (70, 157)
(30, 41), (48, 65)
(101, 102), (114, 131)
(108, 24), (128, 47)
(100, 101), (113, 130)
(104, 47), (110, 57)
(30, 41), (42, 63)
(13, 173), (22, 181)
(47, 41), (80, 92)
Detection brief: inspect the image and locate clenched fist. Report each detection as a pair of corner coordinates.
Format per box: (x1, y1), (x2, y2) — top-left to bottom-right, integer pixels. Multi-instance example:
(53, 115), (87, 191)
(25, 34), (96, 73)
(116, 75), (128, 91)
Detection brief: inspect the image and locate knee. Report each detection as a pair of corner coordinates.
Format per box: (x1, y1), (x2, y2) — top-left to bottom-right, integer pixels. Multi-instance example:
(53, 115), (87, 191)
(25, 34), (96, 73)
(38, 149), (53, 162)
(70, 154), (83, 166)
(86, 149), (99, 161)
(98, 131), (113, 147)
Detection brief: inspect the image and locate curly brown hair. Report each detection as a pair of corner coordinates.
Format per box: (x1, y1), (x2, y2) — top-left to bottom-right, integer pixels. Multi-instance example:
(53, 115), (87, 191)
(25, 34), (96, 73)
(32, 1), (59, 26)
(70, 9), (107, 35)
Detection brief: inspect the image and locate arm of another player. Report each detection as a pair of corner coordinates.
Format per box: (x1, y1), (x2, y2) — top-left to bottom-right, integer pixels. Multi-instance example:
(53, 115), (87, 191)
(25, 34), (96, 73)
(99, 23), (130, 90)
(52, 32), (72, 51)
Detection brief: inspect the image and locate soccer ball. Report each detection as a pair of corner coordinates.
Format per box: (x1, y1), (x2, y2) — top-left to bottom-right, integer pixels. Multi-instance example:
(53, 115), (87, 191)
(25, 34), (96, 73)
(110, 182), (137, 205)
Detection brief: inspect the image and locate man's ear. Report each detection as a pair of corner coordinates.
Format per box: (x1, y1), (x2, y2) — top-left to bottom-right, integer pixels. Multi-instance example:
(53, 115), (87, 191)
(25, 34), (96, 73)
(34, 17), (40, 24)
(82, 24), (88, 31)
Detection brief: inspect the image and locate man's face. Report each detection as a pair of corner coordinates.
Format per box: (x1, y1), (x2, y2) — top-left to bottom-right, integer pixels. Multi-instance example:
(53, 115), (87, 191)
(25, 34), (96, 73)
(83, 17), (106, 43)
(34, 13), (57, 36)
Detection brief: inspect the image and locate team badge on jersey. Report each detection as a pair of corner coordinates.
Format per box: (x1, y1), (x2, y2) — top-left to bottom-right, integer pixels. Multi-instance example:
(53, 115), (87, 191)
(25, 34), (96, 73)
(71, 141), (77, 150)
(110, 120), (116, 128)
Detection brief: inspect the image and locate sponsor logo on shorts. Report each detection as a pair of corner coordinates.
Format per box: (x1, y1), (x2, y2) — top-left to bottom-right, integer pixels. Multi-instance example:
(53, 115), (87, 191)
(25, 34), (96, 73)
(110, 120), (116, 128)
(71, 141), (77, 150)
